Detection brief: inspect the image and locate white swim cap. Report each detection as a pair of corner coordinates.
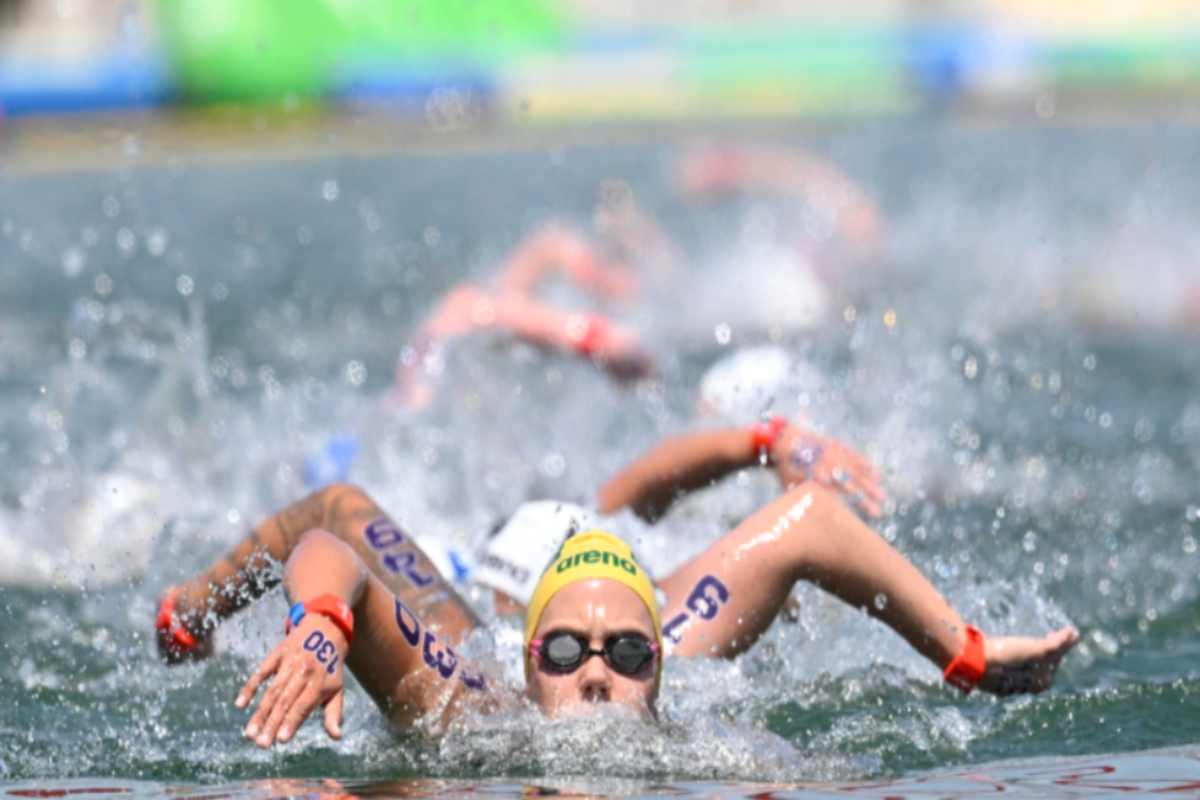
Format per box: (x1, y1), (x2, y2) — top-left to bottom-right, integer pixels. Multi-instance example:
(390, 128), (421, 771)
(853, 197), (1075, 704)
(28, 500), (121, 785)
(474, 500), (595, 605)
(698, 345), (794, 421)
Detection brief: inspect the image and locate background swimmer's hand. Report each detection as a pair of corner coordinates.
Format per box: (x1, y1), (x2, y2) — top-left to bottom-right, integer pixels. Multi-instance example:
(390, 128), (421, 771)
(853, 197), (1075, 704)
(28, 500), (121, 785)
(235, 617), (347, 749)
(771, 424), (885, 518)
(591, 324), (656, 382)
(978, 626), (1079, 695)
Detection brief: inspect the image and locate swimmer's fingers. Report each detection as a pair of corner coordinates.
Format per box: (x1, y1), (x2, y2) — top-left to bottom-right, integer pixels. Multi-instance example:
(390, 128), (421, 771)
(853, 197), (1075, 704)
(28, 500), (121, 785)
(323, 690), (345, 740)
(242, 651), (297, 745)
(236, 648), (281, 710)
(274, 674), (326, 745)
(254, 663), (309, 748)
(804, 441), (885, 518)
(979, 626), (1080, 695)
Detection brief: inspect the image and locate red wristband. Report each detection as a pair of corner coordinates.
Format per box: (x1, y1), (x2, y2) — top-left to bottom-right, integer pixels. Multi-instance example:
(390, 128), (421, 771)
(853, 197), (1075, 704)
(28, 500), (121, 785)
(943, 625), (986, 694)
(567, 313), (609, 356)
(750, 415), (788, 458)
(155, 587), (198, 652)
(285, 594), (355, 646)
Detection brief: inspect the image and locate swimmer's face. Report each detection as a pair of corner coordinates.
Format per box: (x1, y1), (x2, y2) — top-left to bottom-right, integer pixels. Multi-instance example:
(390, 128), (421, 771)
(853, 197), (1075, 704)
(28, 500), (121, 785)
(526, 579), (659, 718)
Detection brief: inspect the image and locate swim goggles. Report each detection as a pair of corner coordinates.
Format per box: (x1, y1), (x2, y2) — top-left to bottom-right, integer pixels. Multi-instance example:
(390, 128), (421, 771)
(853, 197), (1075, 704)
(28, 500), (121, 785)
(530, 630), (658, 676)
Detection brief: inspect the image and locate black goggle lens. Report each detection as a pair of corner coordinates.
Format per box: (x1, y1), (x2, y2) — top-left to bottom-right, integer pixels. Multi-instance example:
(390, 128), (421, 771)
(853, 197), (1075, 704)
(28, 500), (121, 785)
(538, 631), (656, 676)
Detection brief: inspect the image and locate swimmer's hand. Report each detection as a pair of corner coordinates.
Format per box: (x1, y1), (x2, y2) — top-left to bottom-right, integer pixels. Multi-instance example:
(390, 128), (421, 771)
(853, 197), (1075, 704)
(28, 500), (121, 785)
(771, 424), (885, 518)
(235, 618), (347, 749)
(590, 324), (656, 382)
(978, 626), (1080, 695)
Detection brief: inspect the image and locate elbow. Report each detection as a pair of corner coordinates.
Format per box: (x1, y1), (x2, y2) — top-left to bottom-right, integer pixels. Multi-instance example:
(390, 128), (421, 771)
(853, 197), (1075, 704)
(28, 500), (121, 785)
(287, 528), (368, 586)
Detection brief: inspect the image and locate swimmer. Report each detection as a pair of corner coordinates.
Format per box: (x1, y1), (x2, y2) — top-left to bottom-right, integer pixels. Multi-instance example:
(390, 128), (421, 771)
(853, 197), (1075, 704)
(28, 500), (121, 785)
(158, 481), (1075, 747)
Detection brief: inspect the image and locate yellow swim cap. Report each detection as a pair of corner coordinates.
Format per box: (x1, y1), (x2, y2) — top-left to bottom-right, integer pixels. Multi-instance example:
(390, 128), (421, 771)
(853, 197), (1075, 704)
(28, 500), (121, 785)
(523, 530), (662, 655)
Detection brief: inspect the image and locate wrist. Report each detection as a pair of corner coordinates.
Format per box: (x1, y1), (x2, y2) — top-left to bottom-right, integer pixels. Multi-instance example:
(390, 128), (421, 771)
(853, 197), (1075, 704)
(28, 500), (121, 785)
(566, 313), (610, 357)
(285, 594), (355, 647)
(943, 624), (986, 694)
(749, 416), (788, 463)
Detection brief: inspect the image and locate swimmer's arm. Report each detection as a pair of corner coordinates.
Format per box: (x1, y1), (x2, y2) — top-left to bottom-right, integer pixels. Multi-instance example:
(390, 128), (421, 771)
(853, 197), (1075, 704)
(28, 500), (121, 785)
(596, 422), (884, 521)
(677, 146), (882, 255)
(236, 528), (365, 748)
(596, 428), (756, 522)
(495, 224), (635, 300)
(777, 488), (1078, 694)
(489, 293), (654, 381)
(237, 530), (492, 746)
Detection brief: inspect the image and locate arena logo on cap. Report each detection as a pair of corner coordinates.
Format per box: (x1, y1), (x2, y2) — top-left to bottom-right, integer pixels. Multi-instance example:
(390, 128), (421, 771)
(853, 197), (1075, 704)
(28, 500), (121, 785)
(555, 549), (638, 576)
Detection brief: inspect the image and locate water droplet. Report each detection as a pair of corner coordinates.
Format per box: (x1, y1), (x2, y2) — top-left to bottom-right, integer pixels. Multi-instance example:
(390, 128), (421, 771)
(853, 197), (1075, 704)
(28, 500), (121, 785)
(874, 593), (888, 610)
(963, 357), (978, 380)
(540, 452), (566, 478)
(1183, 536), (1197, 555)
(146, 227), (169, 257)
(116, 227), (137, 255)
(714, 323), (731, 345)
(176, 274), (194, 296)
(61, 246), (85, 276)
(321, 179), (340, 202)
(94, 273), (113, 296)
(344, 360), (367, 387)
(1083, 353), (1097, 371)
(1022, 530), (1037, 552)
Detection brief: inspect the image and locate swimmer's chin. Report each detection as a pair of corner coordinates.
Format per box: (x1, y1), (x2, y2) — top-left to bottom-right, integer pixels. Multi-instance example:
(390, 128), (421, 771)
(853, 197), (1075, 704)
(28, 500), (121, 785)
(539, 698), (657, 723)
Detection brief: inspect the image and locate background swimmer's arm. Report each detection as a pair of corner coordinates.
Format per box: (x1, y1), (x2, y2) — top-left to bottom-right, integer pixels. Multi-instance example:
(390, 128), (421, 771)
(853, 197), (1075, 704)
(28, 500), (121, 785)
(237, 529), (493, 747)
(162, 484), (478, 659)
(494, 224), (636, 300)
(159, 483), (369, 651)
(488, 293), (654, 381)
(596, 428), (756, 522)
(675, 145), (883, 257)
(595, 422), (884, 521)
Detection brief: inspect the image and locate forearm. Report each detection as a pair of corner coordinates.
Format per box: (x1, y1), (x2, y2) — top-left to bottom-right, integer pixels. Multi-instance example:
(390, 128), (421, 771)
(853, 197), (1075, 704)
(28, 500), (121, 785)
(597, 428), (758, 520)
(792, 491), (965, 669)
(283, 529), (369, 610)
(494, 227), (567, 296)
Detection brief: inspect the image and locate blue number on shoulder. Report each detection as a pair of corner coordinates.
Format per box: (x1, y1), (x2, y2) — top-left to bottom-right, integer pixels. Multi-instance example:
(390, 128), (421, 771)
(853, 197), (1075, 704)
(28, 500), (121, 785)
(686, 575), (730, 620)
(662, 612), (690, 644)
(384, 550), (436, 588)
(422, 631), (459, 679)
(394, 598), (421, 647)
(366, 518), (405, 550)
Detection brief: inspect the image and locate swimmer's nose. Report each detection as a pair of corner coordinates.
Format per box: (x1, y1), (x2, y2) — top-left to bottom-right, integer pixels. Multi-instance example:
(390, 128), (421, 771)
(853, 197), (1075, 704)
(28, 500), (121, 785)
(578, 653), (613, 702)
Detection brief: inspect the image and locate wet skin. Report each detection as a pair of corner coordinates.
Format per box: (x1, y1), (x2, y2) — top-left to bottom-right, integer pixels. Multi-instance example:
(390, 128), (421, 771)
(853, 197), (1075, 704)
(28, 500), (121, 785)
(525, 578), (659, 718)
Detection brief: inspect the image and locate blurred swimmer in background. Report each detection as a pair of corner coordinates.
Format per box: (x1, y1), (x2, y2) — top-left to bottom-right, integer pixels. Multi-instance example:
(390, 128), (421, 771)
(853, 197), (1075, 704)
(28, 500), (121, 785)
(392, 142), (887, 410)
